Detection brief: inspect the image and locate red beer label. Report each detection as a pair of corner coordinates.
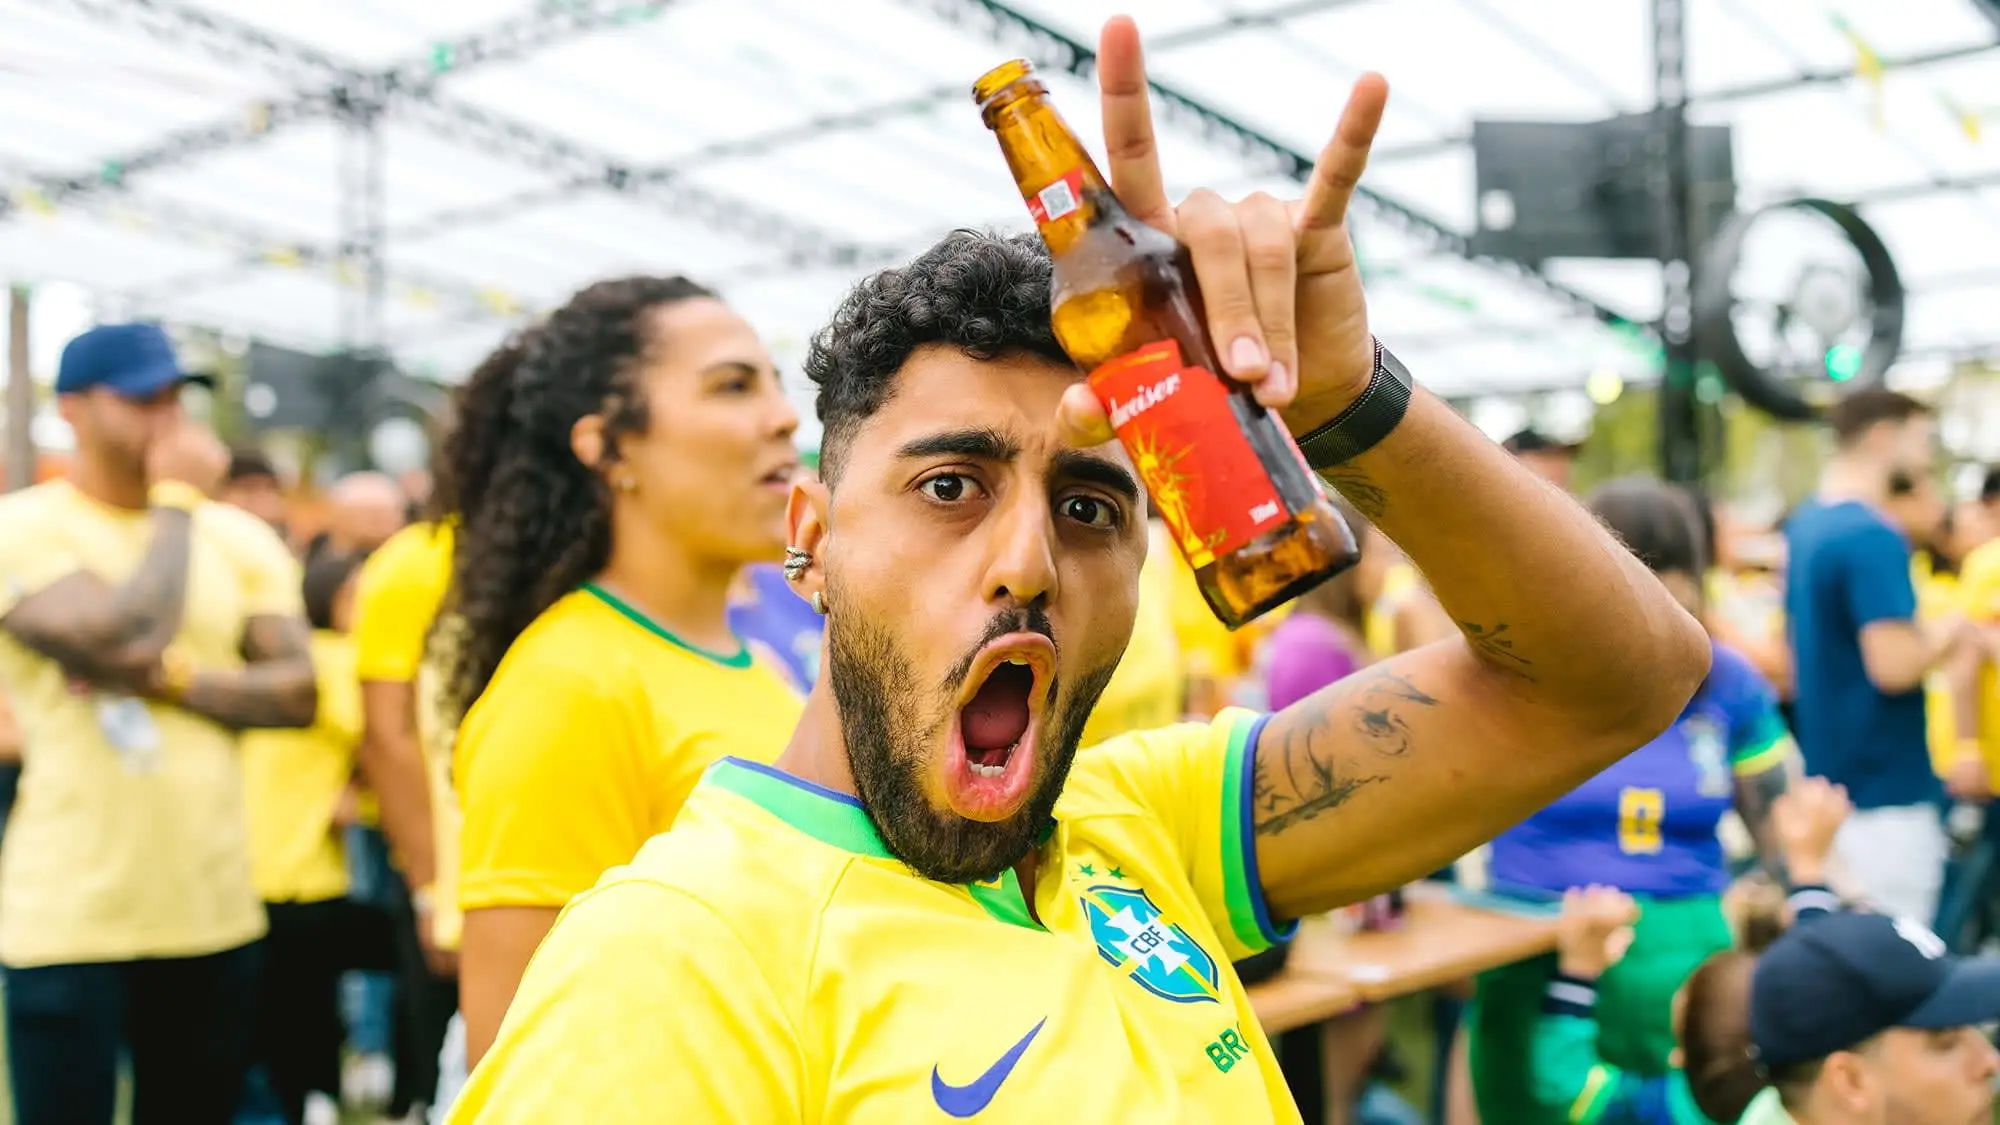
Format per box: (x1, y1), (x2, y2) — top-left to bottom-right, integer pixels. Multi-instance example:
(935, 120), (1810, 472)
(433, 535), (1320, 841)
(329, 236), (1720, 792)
(1089, 339), (1288, 569)
(1026, 168), (1085, 227)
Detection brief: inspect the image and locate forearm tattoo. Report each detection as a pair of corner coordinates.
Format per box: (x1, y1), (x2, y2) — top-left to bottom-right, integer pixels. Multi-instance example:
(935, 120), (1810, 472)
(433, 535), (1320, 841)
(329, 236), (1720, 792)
(177, 616), (318, 730)
(1251, 666), (1440, 837)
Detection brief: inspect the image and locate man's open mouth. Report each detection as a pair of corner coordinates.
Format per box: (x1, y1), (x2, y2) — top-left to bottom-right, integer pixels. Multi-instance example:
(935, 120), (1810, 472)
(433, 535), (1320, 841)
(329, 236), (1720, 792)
(944, 634), (1054, 819)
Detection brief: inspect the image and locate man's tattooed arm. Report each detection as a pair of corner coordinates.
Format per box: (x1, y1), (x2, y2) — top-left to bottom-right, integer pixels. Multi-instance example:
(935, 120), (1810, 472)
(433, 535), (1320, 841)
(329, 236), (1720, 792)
(170, 615), (319, 730)
(1733, 757), (1797, 887)
(0, 508), (195, 686)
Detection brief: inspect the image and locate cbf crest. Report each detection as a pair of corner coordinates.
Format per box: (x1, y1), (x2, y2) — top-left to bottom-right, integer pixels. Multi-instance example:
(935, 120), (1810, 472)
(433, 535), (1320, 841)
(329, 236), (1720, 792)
(1685, 713), (1731, 798)
(1081, 884), (1220, 1005)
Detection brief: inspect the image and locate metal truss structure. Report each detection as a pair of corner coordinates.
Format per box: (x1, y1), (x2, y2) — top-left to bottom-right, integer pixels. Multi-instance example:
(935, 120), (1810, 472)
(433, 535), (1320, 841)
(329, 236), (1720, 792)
(1, 0), (1996, 418)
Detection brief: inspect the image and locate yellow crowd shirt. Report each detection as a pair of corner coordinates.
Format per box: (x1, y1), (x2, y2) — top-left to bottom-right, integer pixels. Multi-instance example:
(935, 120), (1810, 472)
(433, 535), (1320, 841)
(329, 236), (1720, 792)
(0, 482), (299, 966)
(1081, 522), (1184, 747)
(1365, 562), (1421, 660)
(1957, 540), (2000, 771)
(241, 630), (362, 904)
(453, 583), (803, 915)
(450, 710), (1299, 1124)
(351, 520), (464, 947)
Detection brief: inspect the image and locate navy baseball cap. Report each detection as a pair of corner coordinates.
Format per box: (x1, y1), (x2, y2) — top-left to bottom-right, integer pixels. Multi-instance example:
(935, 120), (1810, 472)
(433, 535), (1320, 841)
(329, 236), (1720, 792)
(55, 323), (209, 398)
(1750, 911), (2000, 1067)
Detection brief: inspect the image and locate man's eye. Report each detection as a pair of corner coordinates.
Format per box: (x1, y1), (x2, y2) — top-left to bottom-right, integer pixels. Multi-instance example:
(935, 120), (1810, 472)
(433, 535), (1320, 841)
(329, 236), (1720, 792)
(922, 475), (974, 503)
(1060, 495), (1119, 529)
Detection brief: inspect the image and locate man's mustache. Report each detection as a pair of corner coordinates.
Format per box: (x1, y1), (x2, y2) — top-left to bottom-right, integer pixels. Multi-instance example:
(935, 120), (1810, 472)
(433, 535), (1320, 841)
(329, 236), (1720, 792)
(940, 606), (1057, 695)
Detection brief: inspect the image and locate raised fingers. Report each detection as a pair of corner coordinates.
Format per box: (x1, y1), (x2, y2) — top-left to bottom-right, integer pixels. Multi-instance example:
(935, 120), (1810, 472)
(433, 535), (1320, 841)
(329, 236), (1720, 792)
(1298, 73), (1391, 237)
(1097, 15), (1173, 231)
(1178, 190), (1270, 388)
(1237, 192), (1297, 406)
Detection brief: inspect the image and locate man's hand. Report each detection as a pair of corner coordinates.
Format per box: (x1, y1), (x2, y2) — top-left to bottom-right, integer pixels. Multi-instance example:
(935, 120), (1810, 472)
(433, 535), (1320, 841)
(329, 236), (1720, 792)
(1057, 15), (1387, 445)
(1946, 750), (1991, 804)
(1554, 886), (1638, 981)
(145, 419), (229, 494)
(1770, 776), (1850, 882)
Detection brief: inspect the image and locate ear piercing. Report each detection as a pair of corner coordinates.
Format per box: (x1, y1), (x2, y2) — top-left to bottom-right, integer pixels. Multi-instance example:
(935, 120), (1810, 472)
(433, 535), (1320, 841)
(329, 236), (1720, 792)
(783, 546), (813, 583)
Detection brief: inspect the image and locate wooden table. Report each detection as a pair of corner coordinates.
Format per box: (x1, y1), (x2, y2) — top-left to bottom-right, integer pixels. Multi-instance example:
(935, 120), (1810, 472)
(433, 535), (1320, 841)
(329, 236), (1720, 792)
(1248, 891), (1560, 1034)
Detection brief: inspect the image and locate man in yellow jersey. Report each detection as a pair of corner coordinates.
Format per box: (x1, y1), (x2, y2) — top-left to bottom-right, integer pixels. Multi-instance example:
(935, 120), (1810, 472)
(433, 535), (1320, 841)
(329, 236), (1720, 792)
(451, 22), (1709, 1123)
(350, 517), (463, 1119)
(1955, 534), (2000, 794)
(0, 324), (317, 1125)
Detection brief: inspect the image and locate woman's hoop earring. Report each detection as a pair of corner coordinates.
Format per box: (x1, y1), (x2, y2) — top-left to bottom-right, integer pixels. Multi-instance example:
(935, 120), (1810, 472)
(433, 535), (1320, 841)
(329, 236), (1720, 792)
(811, 591), (828, 616)
(783, 547), (813, 584)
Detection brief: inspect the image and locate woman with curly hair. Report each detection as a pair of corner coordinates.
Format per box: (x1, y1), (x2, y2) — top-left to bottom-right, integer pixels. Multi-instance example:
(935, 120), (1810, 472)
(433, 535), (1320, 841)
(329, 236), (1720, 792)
(438, 276), (806, 1069)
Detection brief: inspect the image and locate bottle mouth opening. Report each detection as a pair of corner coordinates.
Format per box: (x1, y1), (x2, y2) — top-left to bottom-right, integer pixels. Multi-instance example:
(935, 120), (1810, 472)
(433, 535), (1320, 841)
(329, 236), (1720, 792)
(972, 58), (1039, 110)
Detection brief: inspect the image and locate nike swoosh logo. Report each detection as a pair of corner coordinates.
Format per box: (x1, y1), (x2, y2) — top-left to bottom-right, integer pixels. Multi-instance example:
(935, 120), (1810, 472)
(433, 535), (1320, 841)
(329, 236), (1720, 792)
(930, 1017), (1046, 1118)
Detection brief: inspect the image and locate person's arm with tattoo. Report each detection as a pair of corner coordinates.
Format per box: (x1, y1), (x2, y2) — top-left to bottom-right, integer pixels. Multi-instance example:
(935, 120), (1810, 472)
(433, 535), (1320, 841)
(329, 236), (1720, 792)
(1076, 32), (1710, 919)
(151, 613), (318, 730)
(0, 424), (227, 688)
(138, 504), (317, 730)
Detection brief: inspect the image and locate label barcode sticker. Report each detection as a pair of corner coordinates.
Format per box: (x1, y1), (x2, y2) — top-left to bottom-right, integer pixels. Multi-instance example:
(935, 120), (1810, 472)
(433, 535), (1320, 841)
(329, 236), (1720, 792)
(1027, 169), (1084, 225)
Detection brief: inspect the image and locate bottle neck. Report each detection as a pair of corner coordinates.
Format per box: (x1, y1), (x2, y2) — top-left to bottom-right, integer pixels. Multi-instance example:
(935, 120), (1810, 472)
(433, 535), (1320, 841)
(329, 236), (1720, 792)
(987, 95), (1116, 255)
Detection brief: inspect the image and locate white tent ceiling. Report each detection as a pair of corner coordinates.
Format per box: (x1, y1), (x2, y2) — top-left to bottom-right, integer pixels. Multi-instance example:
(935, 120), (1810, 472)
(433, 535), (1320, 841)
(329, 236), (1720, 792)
(2, 0), (1997, 437)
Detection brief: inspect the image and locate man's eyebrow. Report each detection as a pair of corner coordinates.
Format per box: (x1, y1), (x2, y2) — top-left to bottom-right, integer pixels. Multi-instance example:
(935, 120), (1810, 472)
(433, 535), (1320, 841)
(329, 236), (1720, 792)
(1051, 449), (1140, 503)
(894, 427), (1019, 463)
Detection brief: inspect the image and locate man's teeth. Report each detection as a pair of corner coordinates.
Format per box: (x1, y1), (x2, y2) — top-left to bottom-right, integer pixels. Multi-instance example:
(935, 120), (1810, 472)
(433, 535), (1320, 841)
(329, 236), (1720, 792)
(969, 761), (1006, 779)
(1004, 656), (1029, 665)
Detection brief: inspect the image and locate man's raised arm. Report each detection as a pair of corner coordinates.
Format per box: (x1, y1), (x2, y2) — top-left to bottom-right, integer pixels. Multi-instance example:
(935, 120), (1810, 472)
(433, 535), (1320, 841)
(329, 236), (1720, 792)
(1252, 390), (1709, 917)
(1077, 20), (1710, 920)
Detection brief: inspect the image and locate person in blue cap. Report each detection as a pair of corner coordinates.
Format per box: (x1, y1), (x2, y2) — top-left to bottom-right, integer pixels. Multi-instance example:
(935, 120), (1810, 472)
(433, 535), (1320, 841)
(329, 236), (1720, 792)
(0, 323), (318, 1125)
(1523, 776), (2000, 1124)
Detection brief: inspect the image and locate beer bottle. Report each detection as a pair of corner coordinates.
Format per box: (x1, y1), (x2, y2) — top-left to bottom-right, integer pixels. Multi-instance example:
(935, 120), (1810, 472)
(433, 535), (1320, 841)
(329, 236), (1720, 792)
(974, 59), (1358, 629)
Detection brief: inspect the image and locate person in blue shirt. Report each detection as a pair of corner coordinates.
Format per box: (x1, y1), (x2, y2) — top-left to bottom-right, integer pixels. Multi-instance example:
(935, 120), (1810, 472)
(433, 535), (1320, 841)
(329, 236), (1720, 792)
(727, 562), (822, 692)
(1784, 389), (1973, 925)
(1473, 477), (1797, 1125)
(1532, 778), (2000, 1125)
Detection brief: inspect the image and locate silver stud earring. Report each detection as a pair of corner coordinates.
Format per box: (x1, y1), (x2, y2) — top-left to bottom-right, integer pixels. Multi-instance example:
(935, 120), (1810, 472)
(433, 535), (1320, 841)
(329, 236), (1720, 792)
(811, 591), (828, 616)
(783, 546), (812, 584)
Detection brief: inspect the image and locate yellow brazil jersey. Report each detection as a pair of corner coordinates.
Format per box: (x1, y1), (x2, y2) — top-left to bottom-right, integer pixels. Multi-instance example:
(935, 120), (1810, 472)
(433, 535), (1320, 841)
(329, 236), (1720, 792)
(351, 519), (464, 947)
(1958, 540), (2000, 771)
(0, 482), (298, 966)
(1081, 522), (1184, 747)
(454, 583), (803, 915)
(1365, 562), (1420, 660)
(242, 630), (363, 903)
(450, 710), (1299, 1125)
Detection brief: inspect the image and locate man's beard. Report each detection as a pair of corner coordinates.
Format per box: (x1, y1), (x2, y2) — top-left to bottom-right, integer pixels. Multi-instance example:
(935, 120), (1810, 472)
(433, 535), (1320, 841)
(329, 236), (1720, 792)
(825, 589), (1118, 885)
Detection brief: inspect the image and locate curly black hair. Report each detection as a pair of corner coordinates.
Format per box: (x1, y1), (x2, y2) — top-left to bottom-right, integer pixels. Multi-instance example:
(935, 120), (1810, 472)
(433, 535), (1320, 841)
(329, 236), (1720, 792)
(434, 275), (716, 721)
(805, 230), (1070, 485)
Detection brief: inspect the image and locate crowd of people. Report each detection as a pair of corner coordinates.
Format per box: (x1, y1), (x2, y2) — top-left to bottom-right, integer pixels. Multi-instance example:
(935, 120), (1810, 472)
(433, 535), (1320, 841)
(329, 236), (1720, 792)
(3, 19), (2000, 1125)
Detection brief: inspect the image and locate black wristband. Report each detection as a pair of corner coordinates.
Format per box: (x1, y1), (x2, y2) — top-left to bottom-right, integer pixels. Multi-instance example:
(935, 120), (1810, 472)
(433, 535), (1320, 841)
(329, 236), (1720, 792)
(1294, 337), (1416, 470)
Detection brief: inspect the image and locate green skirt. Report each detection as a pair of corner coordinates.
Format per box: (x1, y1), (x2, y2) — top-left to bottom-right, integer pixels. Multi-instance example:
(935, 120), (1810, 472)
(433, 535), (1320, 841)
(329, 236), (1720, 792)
(1469, 893), (1732, 1125)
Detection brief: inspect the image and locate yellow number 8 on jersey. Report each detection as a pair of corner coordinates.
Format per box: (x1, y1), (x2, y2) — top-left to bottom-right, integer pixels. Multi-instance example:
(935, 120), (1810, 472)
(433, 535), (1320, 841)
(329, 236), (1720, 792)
(1618, 787), (1665, 855)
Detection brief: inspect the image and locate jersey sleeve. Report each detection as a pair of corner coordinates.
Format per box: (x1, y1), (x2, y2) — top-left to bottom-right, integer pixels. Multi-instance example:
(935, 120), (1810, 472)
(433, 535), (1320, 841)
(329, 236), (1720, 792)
(352, 525), (449, 683)
(1962, 543), (2000, 625)
(448, 880), (801, 1124)
(1838, 520), (1918, 628)
(1087, 709), (1294, 962)
(0, 495), (77, 620)
(455, 663), (649, 911)
(212, 508), (306, 620)
(1530, 974), (1699, 1125)
(1708, 645), (1794, 777)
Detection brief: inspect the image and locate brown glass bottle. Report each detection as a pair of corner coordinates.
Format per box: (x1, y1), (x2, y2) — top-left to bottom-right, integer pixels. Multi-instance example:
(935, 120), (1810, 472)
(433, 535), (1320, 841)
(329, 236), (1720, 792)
(974, 59), (1359, 629)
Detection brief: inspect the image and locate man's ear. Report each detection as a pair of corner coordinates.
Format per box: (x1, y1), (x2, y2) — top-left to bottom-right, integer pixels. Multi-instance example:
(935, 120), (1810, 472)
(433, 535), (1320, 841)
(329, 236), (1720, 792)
(787, 477), (832, 604)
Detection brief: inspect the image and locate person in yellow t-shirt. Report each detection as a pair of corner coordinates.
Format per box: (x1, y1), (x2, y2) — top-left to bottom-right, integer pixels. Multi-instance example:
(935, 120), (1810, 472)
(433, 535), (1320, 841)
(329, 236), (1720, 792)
(351, 515), (470, 1117)
(1080, 521), (1184, 746)
(447, 168), (1709, 1125)
(1954, 534), (2000, 793)
(241, 547), (399, 1125)
(0, 324), (316, 1125)
(437, 277), (806, 1072)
